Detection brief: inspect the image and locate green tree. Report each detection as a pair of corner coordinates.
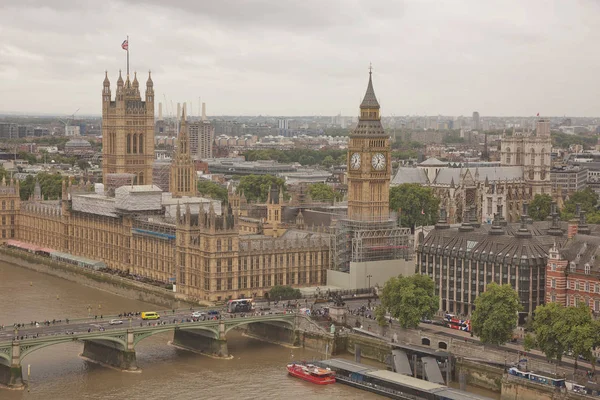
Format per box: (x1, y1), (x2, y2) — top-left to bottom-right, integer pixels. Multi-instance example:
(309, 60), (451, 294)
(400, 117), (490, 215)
(77, 160), (89, 171)
(18, 151), (38, 164)
(308, 183), (342, 202)
(471, 283), (521, 345)
(529, 194), (552, 221)
(531, 302), (567, 363)
(322, 155), (335, 168)
(197, 180), (228, 203)
(268, 285), (301, 300)
(378, 274), (438, 329)
(237, 175), (286, 203)
(560, 304), (598, 372)
(20, 173), (64, 201)
(561, 188), (598, 220)
(389, 184), (440, 230)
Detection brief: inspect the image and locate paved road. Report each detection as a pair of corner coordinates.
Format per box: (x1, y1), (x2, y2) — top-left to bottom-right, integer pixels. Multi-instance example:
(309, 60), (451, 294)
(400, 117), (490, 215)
(0, 302), (298, 343)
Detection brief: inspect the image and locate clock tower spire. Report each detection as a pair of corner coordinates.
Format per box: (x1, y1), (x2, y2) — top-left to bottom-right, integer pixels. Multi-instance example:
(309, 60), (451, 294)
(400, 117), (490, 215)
(347, 67), (390, 222)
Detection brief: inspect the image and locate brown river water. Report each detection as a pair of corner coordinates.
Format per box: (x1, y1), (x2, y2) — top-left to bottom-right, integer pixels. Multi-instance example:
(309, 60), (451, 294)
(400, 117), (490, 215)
(0, 260), (384, 400)
(0, 260), (499, 400)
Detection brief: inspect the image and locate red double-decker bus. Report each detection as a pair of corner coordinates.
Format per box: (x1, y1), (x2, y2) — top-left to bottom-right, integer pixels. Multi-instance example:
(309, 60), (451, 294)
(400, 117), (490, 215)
(444, 314), (471, 332)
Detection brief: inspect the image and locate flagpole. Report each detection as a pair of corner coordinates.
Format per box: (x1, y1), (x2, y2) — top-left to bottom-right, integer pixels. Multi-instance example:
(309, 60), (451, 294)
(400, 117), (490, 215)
(126, 35), (129, 77)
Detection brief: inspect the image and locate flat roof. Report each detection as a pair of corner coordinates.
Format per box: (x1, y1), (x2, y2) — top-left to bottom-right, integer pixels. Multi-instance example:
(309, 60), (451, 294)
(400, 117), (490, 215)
(317, 359), (376, 374)
(432, 388), (495, 400)
(365, 369), (445, 392)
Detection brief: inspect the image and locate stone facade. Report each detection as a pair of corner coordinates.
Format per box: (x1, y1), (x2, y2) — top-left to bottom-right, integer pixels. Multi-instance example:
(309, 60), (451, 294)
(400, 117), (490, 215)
(102, 71), (155, 185)
(417, 204), (567, 316)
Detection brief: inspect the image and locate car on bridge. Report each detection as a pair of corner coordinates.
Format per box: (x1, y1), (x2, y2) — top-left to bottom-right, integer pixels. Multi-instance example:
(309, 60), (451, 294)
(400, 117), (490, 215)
(191, 311), (206, 319)
(141, 312), (160, 320)
(109, 319), (124, 325)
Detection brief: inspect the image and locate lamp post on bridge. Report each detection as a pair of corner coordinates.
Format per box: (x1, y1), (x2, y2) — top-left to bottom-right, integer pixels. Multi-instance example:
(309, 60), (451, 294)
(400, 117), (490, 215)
(87, 305), (91, 318)
(367, 274), (373, 289)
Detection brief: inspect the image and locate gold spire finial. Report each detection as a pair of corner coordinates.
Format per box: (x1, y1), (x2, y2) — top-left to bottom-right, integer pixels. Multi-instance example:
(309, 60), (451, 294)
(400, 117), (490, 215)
(369, 62), (373, 75)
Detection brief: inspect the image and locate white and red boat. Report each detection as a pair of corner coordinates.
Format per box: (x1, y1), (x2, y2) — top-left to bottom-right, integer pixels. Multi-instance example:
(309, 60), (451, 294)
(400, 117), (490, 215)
(287, 362), (336, 385)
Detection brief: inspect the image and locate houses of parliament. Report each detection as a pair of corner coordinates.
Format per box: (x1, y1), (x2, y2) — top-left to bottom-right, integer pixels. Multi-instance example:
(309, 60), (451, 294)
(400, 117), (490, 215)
(0, 70), (410, 302)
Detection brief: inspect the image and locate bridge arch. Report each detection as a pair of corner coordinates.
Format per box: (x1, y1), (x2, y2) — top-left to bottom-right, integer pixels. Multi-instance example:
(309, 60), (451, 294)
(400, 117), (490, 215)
(20, 334), (128, 361)
(224, 318), (295, 336)
(133, 325), (219, 347)
(0, 347), (10, 366)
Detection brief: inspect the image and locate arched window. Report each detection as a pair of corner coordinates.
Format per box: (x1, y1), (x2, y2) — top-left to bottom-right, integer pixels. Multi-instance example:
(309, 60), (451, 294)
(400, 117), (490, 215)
(530, 148), (535, 165)
(505, 147), (511, 164)
(133, 134), (138, 154)
(138, 134), (144, 154)
(138, 172), (144, 185)
(540, 148), (546, 166)
(516, 148), (522, 165)
(126, 134), (131, 154)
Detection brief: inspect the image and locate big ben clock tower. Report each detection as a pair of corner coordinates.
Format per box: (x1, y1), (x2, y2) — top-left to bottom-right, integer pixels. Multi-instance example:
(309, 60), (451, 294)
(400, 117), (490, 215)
(347, 68), (391, 222)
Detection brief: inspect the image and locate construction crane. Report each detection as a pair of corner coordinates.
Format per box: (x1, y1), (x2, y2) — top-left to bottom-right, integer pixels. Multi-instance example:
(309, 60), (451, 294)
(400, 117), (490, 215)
(58, 108), (80, 136)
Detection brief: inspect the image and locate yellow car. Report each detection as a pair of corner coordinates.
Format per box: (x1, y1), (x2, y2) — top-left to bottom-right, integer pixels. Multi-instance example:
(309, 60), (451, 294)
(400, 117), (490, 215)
(141, 312), (160, 320)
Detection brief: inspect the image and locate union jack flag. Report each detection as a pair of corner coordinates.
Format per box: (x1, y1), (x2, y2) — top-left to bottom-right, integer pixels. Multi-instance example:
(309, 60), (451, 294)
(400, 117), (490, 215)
(121, 39), (128, 51)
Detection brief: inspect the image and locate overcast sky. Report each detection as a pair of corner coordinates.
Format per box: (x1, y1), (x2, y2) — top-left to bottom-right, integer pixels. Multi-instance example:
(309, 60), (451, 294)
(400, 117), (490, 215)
(1, 0), (599, 117)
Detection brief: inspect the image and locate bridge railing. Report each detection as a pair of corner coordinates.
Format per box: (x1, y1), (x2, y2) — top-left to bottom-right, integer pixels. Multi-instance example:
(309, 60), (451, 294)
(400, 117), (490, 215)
(1, 311), (302, 346)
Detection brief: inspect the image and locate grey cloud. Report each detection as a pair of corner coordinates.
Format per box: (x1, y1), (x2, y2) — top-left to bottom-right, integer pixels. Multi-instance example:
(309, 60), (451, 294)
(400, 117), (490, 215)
(1, 0), (600, 116)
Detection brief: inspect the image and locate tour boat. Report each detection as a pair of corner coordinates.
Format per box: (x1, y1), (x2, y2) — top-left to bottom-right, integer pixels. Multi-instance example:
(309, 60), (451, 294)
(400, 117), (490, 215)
(287, 362), (336, 385)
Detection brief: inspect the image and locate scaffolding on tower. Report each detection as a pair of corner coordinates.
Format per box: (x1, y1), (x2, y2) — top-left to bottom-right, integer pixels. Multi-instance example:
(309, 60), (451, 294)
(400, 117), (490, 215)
(330, 211), (413, 272)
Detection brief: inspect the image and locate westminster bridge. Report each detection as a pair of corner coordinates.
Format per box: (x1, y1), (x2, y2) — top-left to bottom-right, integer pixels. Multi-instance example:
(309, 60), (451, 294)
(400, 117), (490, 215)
(0, 311), (314, 389)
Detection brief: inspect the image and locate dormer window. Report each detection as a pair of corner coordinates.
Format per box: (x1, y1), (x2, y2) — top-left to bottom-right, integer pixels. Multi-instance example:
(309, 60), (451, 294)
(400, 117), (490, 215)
(585, 263), (591, 275)
(570, 262), (576, 272)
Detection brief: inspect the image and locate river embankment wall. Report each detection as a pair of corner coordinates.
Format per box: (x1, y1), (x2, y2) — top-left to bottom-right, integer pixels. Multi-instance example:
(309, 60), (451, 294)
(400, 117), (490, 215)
(0, 248), (199, 309)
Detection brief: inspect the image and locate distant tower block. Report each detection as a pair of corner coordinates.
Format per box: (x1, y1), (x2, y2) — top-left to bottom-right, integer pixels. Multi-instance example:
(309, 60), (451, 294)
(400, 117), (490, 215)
(202, 102), (207, 121)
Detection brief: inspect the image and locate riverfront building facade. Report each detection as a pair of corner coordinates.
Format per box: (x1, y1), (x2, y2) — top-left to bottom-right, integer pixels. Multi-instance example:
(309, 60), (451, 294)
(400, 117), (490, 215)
(1, 70), (406, 302)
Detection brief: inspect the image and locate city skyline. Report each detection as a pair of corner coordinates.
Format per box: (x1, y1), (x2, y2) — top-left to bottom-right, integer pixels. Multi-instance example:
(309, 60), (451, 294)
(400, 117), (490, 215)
(2, 1), (600, 117)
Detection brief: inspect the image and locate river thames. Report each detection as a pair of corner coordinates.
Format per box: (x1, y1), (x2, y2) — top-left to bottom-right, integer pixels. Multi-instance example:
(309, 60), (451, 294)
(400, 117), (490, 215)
(0, 260), (387, 400)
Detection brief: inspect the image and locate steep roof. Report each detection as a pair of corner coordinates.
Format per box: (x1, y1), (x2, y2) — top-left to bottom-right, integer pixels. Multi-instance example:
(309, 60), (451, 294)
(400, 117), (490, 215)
(433, 166), (523, 185)
(360, 72), (380, 109)
(419, 157), (448, 166)
(392, 168), (428, 185)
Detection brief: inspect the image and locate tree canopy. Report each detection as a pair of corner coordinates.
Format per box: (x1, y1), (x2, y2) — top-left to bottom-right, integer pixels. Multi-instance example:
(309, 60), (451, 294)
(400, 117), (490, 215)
(237, 174), (286, 203)
(20, 173), (64, 201)
(268, 285), (301, 300)
(529, 194), (553, 221)
(561, 188), (598, 221)
(243, 148), (346, 167)
(527, 303), (600, 371)
(389, 184), (440, 230)
(308, 183), (342, 203)
(471, 283), (521, 345)
(376, 274), (438, 329)
(197, 180), (228, 203)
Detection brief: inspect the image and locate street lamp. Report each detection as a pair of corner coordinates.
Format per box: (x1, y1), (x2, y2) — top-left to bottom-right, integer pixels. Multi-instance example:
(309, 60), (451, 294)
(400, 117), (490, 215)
(367, 274), (373, 288)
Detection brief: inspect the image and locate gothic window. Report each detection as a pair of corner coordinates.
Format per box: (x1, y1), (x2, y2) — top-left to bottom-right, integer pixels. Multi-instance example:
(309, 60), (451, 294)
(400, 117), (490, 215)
(505, 147), (511, 164)
(216, 239), (222, 252)
(540, 149), (546, 166)
(530, 149), (535, 165)
(516, 148), (522, 165)
(133, 134), (138, 154)
(139, 172), (144, 185)
(127, 134), (131, 154)
(529, 170), (534, 180)
(540, 170), (546, 180)
(139, 134), (144, 154)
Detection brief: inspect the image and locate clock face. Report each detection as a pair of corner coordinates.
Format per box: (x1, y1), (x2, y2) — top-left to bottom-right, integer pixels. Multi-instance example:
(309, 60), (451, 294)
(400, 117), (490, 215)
(350, 153), (361, 169)
(371, 153), (386, 171)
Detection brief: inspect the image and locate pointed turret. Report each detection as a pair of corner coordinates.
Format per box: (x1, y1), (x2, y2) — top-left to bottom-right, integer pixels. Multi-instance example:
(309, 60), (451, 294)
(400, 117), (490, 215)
(132, 71), (139, 89)
(146, 70), (153, 88)
(117, 70), (124, 87)
(360, 67), (380, 109)
(103, 70), (110, 87)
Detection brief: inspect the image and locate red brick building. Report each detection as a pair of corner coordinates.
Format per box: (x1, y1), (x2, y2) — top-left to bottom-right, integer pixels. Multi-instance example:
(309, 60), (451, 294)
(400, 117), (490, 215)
(545, 213), (600, 311)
